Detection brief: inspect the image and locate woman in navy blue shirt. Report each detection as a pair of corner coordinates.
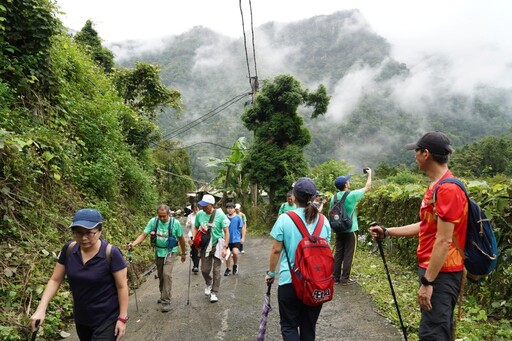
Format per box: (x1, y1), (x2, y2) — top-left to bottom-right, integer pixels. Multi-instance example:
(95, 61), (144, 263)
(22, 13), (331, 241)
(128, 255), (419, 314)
(30, 209), (128, 340)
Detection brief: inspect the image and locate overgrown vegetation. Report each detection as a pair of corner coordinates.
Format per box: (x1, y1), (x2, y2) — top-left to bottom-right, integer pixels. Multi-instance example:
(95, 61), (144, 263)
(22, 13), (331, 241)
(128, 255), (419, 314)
(0, 2), (193, 339)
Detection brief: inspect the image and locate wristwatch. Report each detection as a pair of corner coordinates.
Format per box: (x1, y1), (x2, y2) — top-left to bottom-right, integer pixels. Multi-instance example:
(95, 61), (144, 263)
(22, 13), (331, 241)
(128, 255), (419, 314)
(117, 316), (129, 324)
(420, 275), (434, 286)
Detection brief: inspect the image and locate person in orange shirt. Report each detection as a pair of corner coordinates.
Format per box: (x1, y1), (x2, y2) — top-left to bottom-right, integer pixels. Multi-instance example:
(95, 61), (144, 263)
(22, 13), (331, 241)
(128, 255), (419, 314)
(370, 131), (468, 341)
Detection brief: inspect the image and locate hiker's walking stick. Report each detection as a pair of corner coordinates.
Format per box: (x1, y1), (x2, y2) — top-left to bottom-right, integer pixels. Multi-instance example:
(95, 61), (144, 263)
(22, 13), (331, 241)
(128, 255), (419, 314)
(127, 248), (139, 313)
(370, 222), (408, 341)
(186, 249), (192, 305)
(31, 319), (40, 341)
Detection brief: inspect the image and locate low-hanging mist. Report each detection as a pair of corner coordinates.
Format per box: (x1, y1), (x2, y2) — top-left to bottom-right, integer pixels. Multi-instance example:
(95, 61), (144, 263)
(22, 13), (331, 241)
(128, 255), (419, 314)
(113, 10), (512, 180)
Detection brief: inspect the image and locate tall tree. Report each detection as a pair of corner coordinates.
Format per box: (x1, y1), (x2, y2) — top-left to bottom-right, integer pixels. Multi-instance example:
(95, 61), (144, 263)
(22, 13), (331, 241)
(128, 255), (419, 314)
(113, 62), (182, 120)
(241, 74), (330, 215)
(74, 20), (114, 73)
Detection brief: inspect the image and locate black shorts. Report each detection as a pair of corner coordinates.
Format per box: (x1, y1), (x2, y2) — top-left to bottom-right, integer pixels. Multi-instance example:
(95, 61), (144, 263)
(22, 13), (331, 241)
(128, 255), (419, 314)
(228, 242), (242, 251)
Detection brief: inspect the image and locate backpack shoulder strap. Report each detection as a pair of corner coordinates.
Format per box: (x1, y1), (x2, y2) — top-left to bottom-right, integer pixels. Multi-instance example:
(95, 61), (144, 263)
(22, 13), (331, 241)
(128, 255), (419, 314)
(106, 243), (112, 267)
(433, 177), (469, 259)
(168, 217), (175, 237)
(65, 241), (77, 261)
(434, 178), (468, 201)
(209, 209), (216, 224)
(312, 215), (325, 237)
(286, 211), (309, 238)
(340, 191), (350, 203)
(153, 216), (159, 232)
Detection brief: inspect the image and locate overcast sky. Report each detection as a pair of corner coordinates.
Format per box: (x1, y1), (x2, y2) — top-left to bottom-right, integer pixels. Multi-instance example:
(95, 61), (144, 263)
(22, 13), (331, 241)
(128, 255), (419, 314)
(57, 0), (512, 88)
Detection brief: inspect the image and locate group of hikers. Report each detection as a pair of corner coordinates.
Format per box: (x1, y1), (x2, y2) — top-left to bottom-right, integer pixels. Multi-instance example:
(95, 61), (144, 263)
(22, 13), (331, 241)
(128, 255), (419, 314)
(30, 131), (467, 341)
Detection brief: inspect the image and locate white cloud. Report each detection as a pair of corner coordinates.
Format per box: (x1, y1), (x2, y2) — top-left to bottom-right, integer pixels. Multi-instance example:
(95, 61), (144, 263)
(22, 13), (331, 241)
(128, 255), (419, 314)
(327, 66), (380, 121)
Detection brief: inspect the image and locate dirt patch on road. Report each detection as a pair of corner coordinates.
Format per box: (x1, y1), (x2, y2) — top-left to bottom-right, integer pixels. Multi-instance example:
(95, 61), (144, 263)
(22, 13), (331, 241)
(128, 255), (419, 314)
(66, 237), (401, 340)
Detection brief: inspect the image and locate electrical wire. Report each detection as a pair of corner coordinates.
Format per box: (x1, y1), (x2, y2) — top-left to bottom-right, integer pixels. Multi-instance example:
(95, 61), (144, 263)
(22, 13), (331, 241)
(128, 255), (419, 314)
(160, 92), (249, 141)
(156, 168), (210, 185)
(239, 0), (253, 91)
(248, 0), (258, 82)
(163, 141), (243, 151)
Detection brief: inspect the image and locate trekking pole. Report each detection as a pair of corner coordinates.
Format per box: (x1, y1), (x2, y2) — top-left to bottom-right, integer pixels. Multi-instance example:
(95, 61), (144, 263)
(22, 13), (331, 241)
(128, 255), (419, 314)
(30, 319), (40, 341)
(127, 247), (139, 313)
(370, 222), (408, 341)
(186, 249), (192, 305)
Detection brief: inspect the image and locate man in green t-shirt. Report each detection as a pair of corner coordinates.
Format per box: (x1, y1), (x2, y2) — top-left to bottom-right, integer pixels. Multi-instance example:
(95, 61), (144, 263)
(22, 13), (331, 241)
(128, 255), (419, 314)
(193, 194), (230, 303)
(128, 204), (187, 312)
(330, 170), (372, 285)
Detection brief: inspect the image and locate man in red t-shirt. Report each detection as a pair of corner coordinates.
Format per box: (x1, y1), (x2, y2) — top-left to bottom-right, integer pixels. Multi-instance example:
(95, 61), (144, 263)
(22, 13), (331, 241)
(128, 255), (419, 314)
(370, 131), (468, 341)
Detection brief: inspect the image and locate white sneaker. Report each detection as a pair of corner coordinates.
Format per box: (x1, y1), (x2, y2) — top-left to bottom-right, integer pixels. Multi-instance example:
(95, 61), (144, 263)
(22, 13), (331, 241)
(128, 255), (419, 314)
(204, 285), (212, 296)
(210, 292), (218, 303)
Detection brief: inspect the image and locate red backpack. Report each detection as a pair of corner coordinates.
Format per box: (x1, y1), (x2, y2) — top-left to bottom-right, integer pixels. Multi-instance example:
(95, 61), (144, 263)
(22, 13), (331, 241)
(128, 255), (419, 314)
(283, 212), (334, 306)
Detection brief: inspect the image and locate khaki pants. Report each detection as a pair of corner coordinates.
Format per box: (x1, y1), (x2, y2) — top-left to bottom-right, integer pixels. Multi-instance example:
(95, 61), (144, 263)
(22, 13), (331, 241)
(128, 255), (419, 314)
(201, 249), (221, 293)
(155, 253), (176, 304)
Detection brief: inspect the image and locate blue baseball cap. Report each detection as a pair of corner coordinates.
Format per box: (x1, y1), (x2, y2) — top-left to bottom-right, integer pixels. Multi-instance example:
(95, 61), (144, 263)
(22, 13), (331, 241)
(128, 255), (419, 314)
(70, 209), (103, 229)
(335, 175), (351, 190)
(293, 177), (317, 196)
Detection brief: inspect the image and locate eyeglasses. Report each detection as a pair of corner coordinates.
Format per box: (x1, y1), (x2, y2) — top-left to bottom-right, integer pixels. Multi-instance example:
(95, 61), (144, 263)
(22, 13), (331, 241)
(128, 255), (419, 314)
(73, 230), (99, 238)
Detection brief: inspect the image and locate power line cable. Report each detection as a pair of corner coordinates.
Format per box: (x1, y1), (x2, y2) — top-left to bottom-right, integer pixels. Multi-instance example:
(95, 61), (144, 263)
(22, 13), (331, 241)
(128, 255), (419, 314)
(239, 0), (253, 91)
(163, 141), (243, 151)
(161, 92), (249, 140)
(248, 0), (258, 82)
(156, 168), (210, 186)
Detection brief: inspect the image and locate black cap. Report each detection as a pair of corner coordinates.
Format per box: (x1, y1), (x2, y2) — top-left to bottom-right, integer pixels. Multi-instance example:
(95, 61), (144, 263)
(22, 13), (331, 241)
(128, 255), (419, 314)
(406, 131), (453, 155)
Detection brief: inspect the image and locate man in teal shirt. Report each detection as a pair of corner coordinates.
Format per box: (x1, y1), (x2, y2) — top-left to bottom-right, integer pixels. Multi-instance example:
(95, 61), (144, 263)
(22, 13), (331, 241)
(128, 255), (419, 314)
(330, 169), (372, 285)
(193, 194), (230, 303)
(128, 204), (187, 312)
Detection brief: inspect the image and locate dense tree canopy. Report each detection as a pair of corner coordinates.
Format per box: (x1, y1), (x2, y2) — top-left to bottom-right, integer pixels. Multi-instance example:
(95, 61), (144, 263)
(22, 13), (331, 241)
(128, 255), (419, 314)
(451, 132), (512, 177)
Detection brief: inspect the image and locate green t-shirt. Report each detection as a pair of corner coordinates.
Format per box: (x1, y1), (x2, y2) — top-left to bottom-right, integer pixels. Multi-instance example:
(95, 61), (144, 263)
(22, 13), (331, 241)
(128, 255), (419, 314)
(329, 188), (366, 232)
(144, 217), (183, 257)
(279, 202), (296, 214)
(194, 208), (229, 246)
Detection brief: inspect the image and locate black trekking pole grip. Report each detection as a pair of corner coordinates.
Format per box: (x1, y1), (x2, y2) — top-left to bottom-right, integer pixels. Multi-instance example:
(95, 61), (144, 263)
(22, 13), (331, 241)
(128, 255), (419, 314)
(370, 222), (408, 341)
(31, 319), (40, 341)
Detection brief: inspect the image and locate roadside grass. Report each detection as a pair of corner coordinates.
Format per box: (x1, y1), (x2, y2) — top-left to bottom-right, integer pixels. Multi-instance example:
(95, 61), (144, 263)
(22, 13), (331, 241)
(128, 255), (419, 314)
(354, 240), (509, 341)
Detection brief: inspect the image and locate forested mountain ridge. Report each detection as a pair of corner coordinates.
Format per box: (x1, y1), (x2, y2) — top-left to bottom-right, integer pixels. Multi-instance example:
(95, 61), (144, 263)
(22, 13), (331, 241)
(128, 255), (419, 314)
(114, 10), (512, 180)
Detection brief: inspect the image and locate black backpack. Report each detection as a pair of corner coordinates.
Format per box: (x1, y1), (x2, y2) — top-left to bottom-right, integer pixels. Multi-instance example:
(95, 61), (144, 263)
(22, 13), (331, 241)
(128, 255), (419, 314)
(329, 191), (353, 233)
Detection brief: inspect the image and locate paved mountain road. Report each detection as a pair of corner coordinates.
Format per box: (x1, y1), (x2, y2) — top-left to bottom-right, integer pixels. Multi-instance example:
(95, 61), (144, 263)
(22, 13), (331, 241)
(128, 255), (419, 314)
(66, 237), (402, 340)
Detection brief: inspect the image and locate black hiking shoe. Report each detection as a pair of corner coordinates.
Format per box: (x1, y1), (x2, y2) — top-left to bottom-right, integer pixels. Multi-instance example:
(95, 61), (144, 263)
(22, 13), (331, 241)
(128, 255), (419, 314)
(232, 265), (238, 275)
(224, 268), (231, 276)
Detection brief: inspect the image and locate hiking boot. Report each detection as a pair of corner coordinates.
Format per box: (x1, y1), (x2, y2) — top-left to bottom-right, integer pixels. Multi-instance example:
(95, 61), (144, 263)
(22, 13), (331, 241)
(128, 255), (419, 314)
(204, 285), (212, 296)
(340, 278), (357, 286)
(192, 266), (199, 273)
(232, 265), (238, 275)
(161, 303), (171, 312)
(224, 268), (231, 276)
(210, 292), (218, 303)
